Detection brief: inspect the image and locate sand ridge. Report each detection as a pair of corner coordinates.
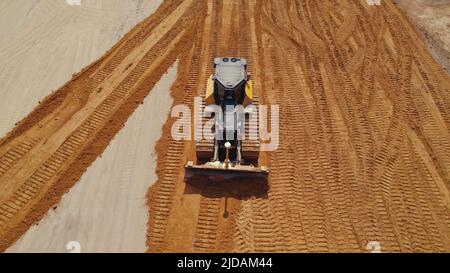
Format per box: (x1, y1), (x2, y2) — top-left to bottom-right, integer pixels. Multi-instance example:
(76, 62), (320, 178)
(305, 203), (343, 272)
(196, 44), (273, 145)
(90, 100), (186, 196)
(0, 0), (449, 253)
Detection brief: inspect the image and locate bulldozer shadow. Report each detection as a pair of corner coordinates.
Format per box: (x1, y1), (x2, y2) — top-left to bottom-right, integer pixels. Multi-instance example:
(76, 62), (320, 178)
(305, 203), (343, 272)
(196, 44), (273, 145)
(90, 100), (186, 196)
(183, 177), (269, 200)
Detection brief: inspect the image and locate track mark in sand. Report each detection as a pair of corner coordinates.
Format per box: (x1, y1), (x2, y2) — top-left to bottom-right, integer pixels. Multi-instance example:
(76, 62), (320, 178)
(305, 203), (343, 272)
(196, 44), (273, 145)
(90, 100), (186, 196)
(90, 0), (185, 85)
(193, 188), (221, 251)
(147, 3), (207, 250)
(191, 0), (222, 253)
(0, 138), (40, 178)
(0, 28), (186, 196)
(230, 0), (450, 252)
(334, 4), (358, 46)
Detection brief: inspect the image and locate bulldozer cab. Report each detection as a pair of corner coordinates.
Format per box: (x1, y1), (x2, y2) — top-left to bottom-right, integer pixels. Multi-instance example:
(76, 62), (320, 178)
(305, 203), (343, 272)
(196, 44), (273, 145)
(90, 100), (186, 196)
(213, 57), (248, 106)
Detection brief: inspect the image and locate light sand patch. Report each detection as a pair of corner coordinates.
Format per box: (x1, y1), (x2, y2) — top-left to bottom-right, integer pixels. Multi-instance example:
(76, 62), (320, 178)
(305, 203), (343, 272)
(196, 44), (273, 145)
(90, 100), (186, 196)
(395, 0), (450, 72)
(7, 63), (177, 253)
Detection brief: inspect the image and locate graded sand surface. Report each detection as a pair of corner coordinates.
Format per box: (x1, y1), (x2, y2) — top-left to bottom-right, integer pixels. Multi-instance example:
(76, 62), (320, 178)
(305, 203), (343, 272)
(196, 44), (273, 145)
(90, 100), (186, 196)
(7, 64), (176, 253)
(1, 0), (450, 253)
(0, 0), (162, 138)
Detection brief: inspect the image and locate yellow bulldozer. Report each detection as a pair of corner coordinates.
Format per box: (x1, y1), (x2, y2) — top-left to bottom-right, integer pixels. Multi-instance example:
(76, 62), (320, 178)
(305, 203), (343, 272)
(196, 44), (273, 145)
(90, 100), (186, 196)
(185, 57), (268, 188)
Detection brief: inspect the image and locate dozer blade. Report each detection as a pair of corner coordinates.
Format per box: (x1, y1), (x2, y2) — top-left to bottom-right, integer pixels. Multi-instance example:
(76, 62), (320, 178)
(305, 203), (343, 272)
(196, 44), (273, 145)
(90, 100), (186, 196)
(184, 161), (269, 190)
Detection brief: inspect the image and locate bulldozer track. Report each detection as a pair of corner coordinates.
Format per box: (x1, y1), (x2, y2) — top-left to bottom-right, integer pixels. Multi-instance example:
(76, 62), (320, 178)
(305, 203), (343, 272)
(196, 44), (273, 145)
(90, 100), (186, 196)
(2, 0), (450, 252)
(0, 138), (40, 177)
(230, 0), (450, 252)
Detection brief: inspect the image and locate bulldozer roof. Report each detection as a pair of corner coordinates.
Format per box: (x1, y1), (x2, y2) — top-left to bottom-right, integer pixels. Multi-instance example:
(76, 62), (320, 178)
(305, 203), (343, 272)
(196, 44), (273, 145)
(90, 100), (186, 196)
(213, 57), (247, 89)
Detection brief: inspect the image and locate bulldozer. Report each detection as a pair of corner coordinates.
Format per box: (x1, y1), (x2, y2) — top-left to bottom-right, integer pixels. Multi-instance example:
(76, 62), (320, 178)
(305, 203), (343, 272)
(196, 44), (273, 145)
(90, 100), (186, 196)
(184, 57), (268, 188)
